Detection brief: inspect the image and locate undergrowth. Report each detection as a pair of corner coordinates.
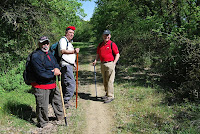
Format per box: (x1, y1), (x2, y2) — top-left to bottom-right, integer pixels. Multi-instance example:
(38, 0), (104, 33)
(0, 58), (85, 133)
(113, 82), (200, 134)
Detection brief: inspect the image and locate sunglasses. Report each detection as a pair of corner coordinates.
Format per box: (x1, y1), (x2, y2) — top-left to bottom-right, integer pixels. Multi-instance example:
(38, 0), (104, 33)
(42, 41), (49, 45)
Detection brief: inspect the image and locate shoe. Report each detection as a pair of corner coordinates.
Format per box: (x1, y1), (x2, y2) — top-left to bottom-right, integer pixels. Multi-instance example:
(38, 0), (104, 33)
(101, 96), (108, 100)
(64, 102), (75, 109)
(104, 98), (114, 103)
(42, 123), (54, 128)
(57, 116), (64, 121)
(64, 103), (70, 109)
(53, 120), (65, 125)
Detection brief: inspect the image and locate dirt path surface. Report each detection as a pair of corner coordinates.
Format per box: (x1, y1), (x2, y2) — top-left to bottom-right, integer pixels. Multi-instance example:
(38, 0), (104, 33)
(81, 64), (114, 134)
(73, 44), (115, 134)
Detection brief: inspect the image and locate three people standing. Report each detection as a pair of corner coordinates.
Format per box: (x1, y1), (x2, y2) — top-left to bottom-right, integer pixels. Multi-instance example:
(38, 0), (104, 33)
(30, 28), (119, 128)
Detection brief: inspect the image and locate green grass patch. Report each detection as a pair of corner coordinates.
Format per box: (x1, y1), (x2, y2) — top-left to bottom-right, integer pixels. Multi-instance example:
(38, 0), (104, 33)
(112, 83), (200, 133)
(0, 89), (36, 132)
(0, 42), (89, 133)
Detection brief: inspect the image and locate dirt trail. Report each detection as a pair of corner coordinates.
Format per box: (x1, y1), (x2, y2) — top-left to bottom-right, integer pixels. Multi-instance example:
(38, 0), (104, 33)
(81, 64), (114, 134)
(79, 47), (114, 134)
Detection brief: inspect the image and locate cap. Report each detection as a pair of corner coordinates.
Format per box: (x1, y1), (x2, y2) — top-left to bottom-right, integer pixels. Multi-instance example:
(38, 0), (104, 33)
(103, 30), (111, 35)
(66, 26), (76, 31)
(39, 36), (50, 43)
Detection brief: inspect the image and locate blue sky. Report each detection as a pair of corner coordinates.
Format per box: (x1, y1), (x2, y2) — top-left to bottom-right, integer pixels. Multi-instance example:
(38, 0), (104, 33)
(78, 0), (97, 21)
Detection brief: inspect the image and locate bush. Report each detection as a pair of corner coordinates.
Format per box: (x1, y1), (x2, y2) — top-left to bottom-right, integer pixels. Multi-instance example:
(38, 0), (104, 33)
(0, 61), (28, 92)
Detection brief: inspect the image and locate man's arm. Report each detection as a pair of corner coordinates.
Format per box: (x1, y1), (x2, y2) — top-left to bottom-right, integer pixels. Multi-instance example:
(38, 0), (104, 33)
(93, 54), (99, 66)
(60, 48), (79, 54)
(113, 53), (120, 65)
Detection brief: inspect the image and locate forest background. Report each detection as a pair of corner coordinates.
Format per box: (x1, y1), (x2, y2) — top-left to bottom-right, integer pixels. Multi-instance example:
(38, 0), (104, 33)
(0, 0), (200, 133)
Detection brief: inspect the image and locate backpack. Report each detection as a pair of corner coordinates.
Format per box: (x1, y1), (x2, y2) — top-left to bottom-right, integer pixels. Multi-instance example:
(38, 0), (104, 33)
(111, 42), (119, 65)
(23, 50), (44, 85)
(50, 37), (68, 64)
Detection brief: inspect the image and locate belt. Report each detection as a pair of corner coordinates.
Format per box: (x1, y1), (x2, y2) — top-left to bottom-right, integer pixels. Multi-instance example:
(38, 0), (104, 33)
(61, 58), (74, 66)
(102, 61), (113, 63)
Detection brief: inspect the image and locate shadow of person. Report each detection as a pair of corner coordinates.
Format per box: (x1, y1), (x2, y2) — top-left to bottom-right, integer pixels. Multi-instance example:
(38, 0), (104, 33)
(78, 92), (104, 102)
(3, 100), (36, 124)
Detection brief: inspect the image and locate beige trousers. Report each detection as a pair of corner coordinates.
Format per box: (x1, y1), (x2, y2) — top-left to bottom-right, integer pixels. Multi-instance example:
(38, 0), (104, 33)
(101, 62), (115, 98)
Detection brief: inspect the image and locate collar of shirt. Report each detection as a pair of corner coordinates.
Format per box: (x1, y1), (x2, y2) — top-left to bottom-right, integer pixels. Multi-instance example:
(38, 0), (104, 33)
(102, 40), (111, 46)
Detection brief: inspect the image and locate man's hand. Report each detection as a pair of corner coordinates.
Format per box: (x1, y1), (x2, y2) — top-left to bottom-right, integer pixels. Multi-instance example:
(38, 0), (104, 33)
(93, 60), (97, 66)
(52, 68), (61, 76)
(74, 63), (77, 70)
(74, 48), (80, 54)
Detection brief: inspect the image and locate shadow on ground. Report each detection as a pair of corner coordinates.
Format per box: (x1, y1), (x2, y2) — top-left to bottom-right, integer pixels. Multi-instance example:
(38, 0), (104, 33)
(78, 93), (104, 102)
(3, 100), (36, 124)
(78, 70), (102, 85)
(115, 65), (161, 88)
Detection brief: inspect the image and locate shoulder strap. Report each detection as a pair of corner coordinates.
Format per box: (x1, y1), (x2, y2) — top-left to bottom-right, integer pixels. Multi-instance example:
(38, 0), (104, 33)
(98, 42), (104, 48)
(110, 42), (115, 57)
(110, 41), (113, 53)
(62, 37), (69, 47)
(59, 37), (69, 59)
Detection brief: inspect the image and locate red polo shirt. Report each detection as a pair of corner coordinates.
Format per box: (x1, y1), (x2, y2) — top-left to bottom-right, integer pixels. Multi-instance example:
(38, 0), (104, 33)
(97, 40), (119, 62)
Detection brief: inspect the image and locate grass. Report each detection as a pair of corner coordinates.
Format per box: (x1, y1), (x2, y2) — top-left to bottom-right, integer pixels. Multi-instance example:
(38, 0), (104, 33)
(0, 89), (35, 133)
(0, 85), (86, 133)
(112, 81), (200, 134)
(0, 42), (200, 133)
(0, 42), (89, 133)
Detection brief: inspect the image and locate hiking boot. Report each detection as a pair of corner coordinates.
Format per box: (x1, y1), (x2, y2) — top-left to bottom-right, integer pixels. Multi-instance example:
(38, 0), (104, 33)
(64, 101), (75, 109)
(57, 116), (64, 121)
(53, 120), (65, 125)
(104, 97), (114, 103)
(64, 103), (70, 109)
(42, 123), (54, 129)
(101, 96), (108, 100)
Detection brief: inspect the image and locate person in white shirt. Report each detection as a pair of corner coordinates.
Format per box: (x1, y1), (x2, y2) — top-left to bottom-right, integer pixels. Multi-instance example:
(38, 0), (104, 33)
(59, 26), (80, 108)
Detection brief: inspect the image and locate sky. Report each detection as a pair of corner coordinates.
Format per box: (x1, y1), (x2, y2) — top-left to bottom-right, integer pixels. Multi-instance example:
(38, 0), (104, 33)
(78, 0), (97, 21)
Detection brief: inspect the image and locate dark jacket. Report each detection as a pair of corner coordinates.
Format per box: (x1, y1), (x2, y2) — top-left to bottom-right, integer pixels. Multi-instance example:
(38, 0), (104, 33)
(31, 48), (60, 84)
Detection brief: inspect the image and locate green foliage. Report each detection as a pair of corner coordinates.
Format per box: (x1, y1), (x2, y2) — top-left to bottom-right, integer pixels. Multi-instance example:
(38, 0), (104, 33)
(0, 0), (86, 73)
(91, 0), (200, 101)
(0, 61), (28, 92)
(74, 20), (95, 42)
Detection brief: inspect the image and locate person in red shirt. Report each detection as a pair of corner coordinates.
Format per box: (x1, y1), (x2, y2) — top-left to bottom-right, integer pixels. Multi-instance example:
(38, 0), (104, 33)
(93, 30), (120, 103)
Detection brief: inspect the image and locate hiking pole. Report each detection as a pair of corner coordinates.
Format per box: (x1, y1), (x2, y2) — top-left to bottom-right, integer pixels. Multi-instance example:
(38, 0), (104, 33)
(94, 65), (97, 98)
(58, 75), (67, 126)
(76, 53), (79, 109)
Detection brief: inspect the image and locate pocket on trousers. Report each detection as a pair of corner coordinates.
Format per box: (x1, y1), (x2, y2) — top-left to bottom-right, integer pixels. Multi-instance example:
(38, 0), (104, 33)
(34, 89), (44, 107)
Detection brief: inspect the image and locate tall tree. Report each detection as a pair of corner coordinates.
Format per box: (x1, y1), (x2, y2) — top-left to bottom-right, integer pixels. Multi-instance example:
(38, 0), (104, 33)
(0, 0), (85, 72)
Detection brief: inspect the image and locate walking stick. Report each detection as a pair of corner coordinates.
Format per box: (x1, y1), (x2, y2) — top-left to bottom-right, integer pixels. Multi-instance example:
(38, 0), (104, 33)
(58, 75), (67, 126)
(76, 53), (79, 109)
(94, 65), (97, 98)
